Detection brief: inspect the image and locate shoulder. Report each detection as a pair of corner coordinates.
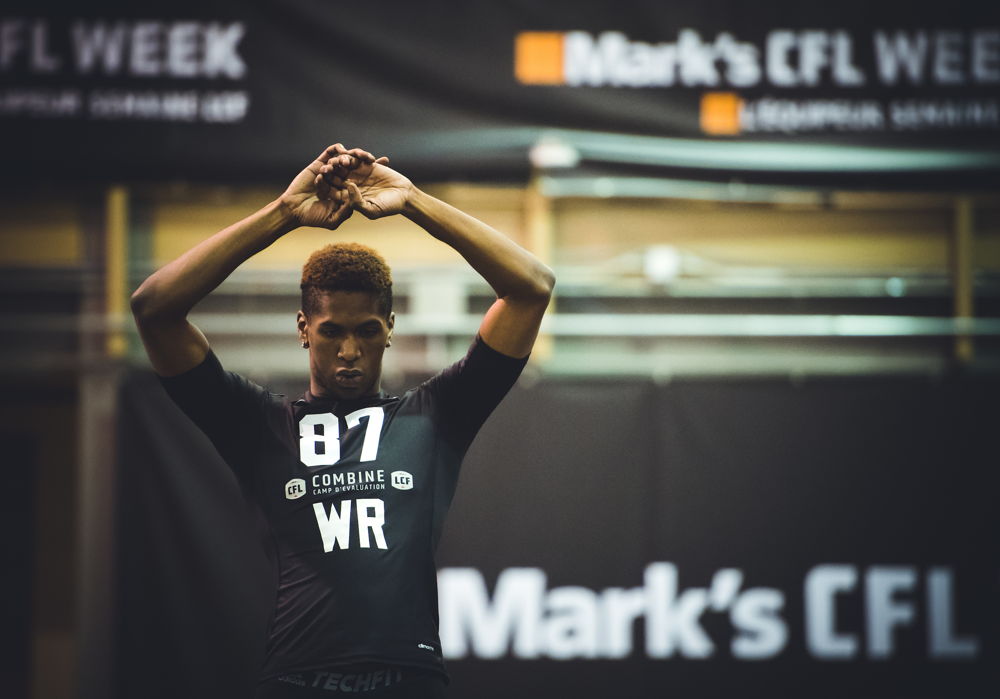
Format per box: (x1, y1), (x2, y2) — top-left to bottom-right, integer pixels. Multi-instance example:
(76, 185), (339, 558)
(405, 335), (527, 439)
(427, 335), (528, 389)
(158, 349), (275, 418)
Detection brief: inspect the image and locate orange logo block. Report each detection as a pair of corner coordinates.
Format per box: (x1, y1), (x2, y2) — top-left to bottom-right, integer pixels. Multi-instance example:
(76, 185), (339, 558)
(700, 92), (743, 135)
(515, 32), (565, 85)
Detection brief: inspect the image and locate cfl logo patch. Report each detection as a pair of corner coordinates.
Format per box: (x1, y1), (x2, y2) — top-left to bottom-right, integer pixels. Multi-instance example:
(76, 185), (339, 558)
(285, 478), (307, 500)
(391, 471), (413, 490)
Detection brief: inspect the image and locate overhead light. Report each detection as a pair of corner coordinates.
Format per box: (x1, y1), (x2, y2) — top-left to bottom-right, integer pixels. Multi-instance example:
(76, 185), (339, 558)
(528, 135), (581, 168)
(644, 246), (682, 284)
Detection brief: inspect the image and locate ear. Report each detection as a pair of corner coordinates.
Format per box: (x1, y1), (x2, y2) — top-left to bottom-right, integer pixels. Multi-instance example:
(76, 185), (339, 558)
(385, 311), (395, 347)
(297, 310), (308, 342)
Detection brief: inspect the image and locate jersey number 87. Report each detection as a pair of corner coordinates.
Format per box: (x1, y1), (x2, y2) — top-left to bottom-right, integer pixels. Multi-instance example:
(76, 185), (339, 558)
(298, 407), (385, 466)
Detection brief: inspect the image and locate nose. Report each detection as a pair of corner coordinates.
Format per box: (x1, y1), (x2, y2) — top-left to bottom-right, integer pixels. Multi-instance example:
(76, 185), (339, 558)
(338, 335), (361, 362)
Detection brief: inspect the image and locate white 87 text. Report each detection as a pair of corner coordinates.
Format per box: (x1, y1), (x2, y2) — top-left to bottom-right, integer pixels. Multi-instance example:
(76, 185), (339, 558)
(299, 407), (384, 467)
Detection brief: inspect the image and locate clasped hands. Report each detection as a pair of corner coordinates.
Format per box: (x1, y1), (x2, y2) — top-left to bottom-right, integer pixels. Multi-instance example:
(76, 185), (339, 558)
(281, 143), (413, 230)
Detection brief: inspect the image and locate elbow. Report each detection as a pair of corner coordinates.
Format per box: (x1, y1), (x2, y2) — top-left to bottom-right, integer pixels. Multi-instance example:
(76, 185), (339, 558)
(129, 280), (170, 325)
(129, 285), (151, 323)
(522, 264), (555, 304)
(537, 264), (556, 299)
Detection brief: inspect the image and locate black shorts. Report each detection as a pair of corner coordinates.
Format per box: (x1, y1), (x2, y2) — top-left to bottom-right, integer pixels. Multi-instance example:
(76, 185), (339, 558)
(255, 664), (447, 699)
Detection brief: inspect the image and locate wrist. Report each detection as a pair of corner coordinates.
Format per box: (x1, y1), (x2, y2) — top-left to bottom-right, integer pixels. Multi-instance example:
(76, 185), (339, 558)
(401, 186), (430, 220)
(272, 195), (303, 235)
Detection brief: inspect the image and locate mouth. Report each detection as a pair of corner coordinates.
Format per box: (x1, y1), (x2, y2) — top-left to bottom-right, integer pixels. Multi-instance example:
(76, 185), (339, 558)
(334, 369), (363, 387)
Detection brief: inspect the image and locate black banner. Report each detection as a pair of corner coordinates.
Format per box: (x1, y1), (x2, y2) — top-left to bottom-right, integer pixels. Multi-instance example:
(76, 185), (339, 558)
(116, 371), (1000, 699)
(3, 1), (1000, 185)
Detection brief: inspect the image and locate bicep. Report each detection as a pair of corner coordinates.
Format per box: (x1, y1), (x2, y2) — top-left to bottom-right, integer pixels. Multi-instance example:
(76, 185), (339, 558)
(477, 296), (549, 359)
(135, 316), (211, 377)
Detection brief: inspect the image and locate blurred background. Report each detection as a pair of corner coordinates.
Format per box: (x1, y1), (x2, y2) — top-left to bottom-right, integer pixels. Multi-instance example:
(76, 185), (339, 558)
(1, 1), (998, 697)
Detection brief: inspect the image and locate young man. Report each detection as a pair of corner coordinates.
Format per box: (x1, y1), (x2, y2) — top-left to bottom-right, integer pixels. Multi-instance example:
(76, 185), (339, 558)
(130, 145), (554, 698)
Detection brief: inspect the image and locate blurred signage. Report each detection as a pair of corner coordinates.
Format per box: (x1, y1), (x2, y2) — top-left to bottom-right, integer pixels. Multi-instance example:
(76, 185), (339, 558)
(1, 2), (997, 183)
(0, 18), (249, 122)
(517, 29), (999, 89)
(439, 563), (980, 661)
(515, 29), (999, 136)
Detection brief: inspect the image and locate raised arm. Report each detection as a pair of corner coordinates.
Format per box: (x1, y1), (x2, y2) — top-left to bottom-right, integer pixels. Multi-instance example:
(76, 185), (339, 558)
(326, 159), (555, 358)
(131, 145), (375, 376)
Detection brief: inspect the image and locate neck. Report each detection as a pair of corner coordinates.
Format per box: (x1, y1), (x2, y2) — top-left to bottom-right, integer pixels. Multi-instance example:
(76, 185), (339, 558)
(309, 376), (382, 402)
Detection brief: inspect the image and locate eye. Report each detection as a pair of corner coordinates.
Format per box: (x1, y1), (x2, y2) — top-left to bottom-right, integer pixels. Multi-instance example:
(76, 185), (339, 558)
(359, 324), (380, 338)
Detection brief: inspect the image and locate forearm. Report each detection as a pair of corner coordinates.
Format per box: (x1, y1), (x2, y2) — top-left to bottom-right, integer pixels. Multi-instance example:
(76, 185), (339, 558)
(131, 198), (296, 322)
(402, 188), (554, 301)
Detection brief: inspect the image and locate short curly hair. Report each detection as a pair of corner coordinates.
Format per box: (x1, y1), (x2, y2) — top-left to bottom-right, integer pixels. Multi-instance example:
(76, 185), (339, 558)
(300, 242), (393, 318)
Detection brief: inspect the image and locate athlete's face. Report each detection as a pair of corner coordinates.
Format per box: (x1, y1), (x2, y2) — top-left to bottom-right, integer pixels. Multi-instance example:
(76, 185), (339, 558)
(297, 291), (394, 400)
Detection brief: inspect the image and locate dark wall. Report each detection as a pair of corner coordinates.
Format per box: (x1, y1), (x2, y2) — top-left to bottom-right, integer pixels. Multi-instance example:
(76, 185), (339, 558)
(116, 371), (1000, 699)
(0, 433), (35, 699)
(440, 377), (999, 698)
(0, 381), (78, 699)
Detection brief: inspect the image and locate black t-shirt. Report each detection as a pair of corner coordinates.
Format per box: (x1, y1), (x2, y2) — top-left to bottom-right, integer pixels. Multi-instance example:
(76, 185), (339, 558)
(159, 335), (527, 682)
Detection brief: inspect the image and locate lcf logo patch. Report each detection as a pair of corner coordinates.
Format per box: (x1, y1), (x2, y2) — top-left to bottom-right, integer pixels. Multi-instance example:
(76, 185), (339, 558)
(390, 471), (413, 490)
